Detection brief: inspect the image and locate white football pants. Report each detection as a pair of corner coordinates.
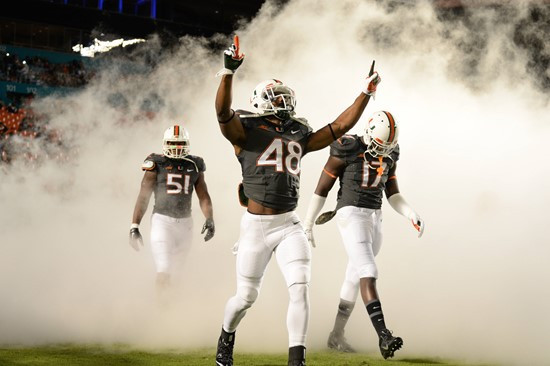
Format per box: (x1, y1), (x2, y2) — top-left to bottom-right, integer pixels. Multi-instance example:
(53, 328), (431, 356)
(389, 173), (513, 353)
(223, 210), (311, 347)
(150, 213), (193, 274)
(336, 206), (383, 303)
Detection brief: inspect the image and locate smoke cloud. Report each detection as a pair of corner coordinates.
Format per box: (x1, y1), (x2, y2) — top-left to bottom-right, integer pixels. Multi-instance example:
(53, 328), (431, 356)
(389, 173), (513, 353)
(1, 1), (548, 365)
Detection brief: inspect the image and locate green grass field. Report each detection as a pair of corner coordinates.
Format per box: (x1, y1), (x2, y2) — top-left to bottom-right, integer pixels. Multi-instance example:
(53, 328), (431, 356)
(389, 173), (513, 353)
(0, 345), (493, 366)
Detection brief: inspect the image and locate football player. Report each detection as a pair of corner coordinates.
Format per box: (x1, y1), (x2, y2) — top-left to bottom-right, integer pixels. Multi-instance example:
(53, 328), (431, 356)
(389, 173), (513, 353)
(129, 125), (215, 297)
(213, 35), (381, 366)
(303, 111), (424, 359)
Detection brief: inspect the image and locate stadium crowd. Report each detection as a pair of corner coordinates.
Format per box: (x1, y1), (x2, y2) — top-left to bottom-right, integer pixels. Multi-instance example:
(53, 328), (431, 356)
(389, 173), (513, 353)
(0, 51), (92, 87)
(0, 48), (91, 166)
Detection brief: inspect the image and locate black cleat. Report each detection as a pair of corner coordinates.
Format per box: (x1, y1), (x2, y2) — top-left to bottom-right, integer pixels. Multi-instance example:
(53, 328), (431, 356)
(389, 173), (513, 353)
(378, 328), (403, 359)
(215, 328), (235, 366)
(327, 330), (356, 353)
(288, 361), (306, 366)
(288, 345), (306, 366)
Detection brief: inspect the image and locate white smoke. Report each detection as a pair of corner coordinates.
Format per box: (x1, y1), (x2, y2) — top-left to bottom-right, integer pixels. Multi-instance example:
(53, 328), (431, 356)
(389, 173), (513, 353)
(1, 1), (549, 365)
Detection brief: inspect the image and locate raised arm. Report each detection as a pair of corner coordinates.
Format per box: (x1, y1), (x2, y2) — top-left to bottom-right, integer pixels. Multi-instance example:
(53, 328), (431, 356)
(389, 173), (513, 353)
(194, 172), (215, 242)
(215, 36), (246, 148)
(306, 71), (380, 153)
(129, 170), (156, 251)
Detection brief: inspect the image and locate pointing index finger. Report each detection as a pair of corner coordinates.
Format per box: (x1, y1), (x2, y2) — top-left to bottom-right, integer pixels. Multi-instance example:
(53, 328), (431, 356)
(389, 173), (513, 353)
(233, 35), (240, 57)
(368, 60), (375, 77)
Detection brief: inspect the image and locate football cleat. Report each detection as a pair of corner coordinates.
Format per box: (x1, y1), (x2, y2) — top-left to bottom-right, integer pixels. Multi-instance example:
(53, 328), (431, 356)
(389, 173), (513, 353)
(378, 328), (403, 359)
(327, 330), (356, 353)
(215, 329), (235, 366)
(288, 361), (306, 366)
(288, 345), (306, 366)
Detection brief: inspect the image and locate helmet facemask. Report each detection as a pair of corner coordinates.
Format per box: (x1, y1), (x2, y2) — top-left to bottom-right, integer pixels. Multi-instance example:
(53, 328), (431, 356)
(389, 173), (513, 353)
(364, 134), (398, 158)
(163, 125), (190, 159)
(251, 80), (296, 119)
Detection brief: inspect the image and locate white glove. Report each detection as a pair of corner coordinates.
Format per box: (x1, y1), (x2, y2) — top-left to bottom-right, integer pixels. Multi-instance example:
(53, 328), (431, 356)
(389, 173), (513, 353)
(303, 194), (327, 248)
(129, 223), (143, 251)
(387, 193), (424, 238)
(410, 212), (425, 238)
(232, 241), (239, 255)
(362, 71), (381, 98)
(304, 227), (316, 248)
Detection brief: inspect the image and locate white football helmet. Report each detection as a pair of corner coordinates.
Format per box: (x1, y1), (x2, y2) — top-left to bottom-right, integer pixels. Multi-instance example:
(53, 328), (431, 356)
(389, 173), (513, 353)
(362, 111), (399, 158)
(250, 79), (296, 118)
(163, 125), (190, 159)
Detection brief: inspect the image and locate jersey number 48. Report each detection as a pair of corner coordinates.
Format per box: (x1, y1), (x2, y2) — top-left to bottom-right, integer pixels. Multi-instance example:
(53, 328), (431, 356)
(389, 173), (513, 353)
(257, 138), (303, 175)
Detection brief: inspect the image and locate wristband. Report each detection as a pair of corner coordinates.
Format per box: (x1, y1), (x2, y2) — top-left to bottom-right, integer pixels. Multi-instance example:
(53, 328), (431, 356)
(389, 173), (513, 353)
(130, 223), (139, 229)
(215, 68), (235, 77)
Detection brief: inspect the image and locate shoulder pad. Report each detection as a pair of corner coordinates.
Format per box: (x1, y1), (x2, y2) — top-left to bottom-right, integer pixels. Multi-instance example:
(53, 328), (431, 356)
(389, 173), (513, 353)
(391, 144), (400, 162)
(142, 153), (161, 171)
(187, 155), (206, 172)
(290, 116), (312, 132)
(330, 135), (360, 157)
(235, 109), (260, 118)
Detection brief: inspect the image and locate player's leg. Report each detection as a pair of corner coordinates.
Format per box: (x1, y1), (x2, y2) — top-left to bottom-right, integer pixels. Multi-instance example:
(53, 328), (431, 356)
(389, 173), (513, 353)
(327, 262), (359, 352)
(150, 214), (174, 296)
(275, 212), (312, 366)
(337, 207), (402, 358)
(216, 212), (272, 366)
(170, 216), (194, 287)
(353, 209), (402, 359)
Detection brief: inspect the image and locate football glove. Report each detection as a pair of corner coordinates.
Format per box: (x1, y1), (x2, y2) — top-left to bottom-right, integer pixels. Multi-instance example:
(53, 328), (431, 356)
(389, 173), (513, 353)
(238, 183), (249, 207)
(410, 212), (425, 238)
(363, 71), (381, 98)
(315, 210), (336, 225)
(303, 193), (328, 248)
(201, 218), (215, 242)
(387, 193), (424, 238)
(129, 227), (143, 251)
(304, 227), (316, 248)
(216, 35), (244, 76)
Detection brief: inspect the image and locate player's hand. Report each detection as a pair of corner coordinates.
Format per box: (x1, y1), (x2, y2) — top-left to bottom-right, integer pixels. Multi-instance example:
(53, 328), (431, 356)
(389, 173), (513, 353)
(216, 35), (244, 76)
(305, 227), (316, 248)
(201, 218), (215, 242)
(129, 227), (143, 251)
(363, 71), (381, 97)
(410, 212), (425, 238)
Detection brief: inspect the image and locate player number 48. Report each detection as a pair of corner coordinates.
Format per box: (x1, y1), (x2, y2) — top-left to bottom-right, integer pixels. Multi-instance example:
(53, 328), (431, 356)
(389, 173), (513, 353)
(257, 138), (303, 175)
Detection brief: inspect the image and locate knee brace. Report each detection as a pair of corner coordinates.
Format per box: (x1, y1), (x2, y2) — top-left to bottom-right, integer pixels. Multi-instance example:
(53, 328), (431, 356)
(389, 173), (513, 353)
(236, 285), (259, 309)
(288, 282), (309, 303)
(286, 261), (311, 287)
(357, 263), (378, 279)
